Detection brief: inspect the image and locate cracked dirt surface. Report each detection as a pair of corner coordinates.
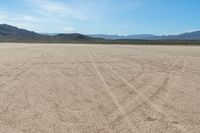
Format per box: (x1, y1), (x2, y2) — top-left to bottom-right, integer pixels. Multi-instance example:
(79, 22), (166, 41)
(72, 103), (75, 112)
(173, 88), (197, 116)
(0, 43), (200, 133)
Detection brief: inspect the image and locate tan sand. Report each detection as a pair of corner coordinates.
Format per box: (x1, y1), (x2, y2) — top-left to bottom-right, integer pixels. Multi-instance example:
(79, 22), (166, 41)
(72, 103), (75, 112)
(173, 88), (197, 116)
(0, 43), (200, 133)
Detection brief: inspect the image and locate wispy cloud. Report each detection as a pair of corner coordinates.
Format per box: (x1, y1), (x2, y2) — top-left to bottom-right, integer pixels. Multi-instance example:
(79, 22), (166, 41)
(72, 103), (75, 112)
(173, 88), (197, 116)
(0, 0), (78, 33)
(0, 9), (42, 30)
(0, 9), (70, 33)
(0, 0), (144, 34)
(25, 0), (89, 20)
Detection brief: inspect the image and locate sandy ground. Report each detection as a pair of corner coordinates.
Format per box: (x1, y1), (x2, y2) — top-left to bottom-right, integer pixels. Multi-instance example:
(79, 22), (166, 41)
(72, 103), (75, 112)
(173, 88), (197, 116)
(0, 43), (200, 133)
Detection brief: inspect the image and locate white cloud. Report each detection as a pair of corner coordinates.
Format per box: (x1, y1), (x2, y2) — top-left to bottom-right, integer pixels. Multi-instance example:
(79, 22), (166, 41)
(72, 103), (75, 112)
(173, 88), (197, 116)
(25, 0), (88, 20)
(1, 0), (143, 34)
(0, 9), (41, 22)
(0, 9), (42, 30)
(0, 8), (76, 33)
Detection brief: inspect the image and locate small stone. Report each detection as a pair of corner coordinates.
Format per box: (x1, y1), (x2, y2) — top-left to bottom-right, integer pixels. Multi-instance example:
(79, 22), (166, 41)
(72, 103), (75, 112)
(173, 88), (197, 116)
(146, 116), (157, 121)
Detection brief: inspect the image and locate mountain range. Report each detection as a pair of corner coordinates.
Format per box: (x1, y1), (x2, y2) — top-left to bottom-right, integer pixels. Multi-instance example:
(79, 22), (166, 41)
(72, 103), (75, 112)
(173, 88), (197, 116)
(89, 31), (200, 40)
(0, 24), (200, 43)
(0, 24), (99, 43)
(89, 34), (157, 40)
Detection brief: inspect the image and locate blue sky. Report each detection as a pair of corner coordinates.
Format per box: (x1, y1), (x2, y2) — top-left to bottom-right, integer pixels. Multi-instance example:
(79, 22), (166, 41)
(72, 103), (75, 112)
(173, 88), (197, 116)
(0, 0), (200, 35)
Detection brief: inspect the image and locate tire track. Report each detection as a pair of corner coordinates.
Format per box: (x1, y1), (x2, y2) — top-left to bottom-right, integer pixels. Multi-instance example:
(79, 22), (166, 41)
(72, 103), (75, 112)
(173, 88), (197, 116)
(0, 49), (44, 91)
(161, 56), (200, 114)
(91, 50), (188, 133)
(87, 50), (139, 133)
(105, 54), (145, 89)
(0, 50), (45, 131)
(94, 50), (174, 111)
(0, 50), (44, 108)
(74, 51), (114, 133)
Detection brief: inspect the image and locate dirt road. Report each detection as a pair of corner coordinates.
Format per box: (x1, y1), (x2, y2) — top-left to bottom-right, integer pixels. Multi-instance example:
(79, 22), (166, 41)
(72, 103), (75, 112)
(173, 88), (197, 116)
(0, 43), (200, 133)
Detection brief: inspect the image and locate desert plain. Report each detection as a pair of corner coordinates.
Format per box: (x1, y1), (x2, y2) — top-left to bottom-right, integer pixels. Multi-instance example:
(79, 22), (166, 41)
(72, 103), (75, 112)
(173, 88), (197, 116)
(0, 43), (200, 133)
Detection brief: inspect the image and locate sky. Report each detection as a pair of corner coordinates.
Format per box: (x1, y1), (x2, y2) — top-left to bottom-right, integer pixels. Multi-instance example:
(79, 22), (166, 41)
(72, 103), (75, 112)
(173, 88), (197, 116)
(0, 0), (200, 35)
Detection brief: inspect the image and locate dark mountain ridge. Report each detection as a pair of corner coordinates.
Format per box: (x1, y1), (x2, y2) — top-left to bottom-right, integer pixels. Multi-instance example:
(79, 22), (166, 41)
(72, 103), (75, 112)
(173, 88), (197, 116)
(0, 24), (200, 44)
(0, 24), (39, 37)
(0, 24), (99, 43)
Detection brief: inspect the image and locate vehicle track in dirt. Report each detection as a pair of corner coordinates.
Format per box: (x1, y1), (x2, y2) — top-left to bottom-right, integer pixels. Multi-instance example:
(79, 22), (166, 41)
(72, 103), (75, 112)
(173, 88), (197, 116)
(90, 50), (188, 133)
(1, 44), (200, 133)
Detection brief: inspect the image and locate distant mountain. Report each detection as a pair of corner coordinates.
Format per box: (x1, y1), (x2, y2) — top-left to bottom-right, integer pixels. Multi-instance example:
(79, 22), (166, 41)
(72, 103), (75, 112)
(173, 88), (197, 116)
(125, 34), (157, 39)
(152, 31), (200, 40)
(54, 33), (97, 41)
(0, 24), (200, 44)
(0, 24), (39, 37)
(89, 34), (156, 40)
(90, 31), (200, 40)
(0, 24), (99, 43)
